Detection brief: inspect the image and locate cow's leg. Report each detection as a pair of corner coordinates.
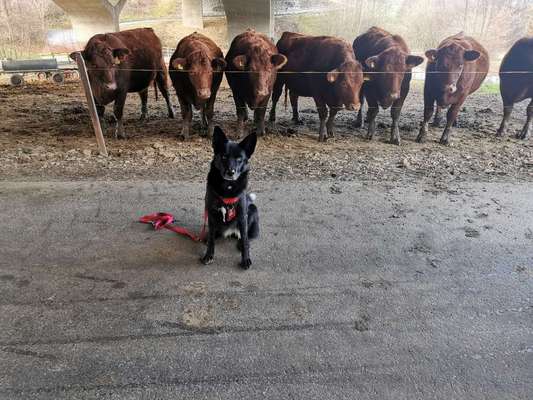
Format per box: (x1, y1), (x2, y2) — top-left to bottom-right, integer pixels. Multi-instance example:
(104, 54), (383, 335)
(390, 98), (405, 145)
(518, 99), (533, 140)
(440, 100), (464, 145)
(432, 106), (442, 127)
(156, 71), (175, 119)
(290, 91), (302, 124)
(417, 99), (435, 143)
(233, 94), (248, 138)
(254, 98), (269, 136)
(366, 96), (379, 140)
(496, 101), (513, 137)
(269, 79), (283, 123)
(139, 89), (148, 121)
(314, 98), (328, 142)
(326, 106), (339, 138)
(178, 97), (192, 140)
(355, 89), (365, 128)
(113, 92), (128, 139)
(204, 98), (216, 139)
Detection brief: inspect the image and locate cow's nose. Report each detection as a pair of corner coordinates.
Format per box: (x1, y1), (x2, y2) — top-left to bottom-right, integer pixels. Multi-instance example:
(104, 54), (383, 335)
(198, 88), (211, 100)
(345, 103), (360, 112)
(229, 168), (236, 175)
(445, 84), (457, 94)
(255, 89), (269, 98)
(105, 83), (117, 90)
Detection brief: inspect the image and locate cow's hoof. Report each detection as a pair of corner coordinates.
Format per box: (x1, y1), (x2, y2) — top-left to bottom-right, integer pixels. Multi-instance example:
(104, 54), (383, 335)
(139, 114), (147, 122)
(292, 118), (304, 125)
(240, 258), (252, 270)
(318, 136), (327, 142)
(200, 255), (214, 265)
(177, 134), (187, 142)
(439, 137), (450, 146)
(496, 129), (505, 137)
(354, 121), (363, 128)
(416, 134), (426, 143)
(390, 138), (400, 146)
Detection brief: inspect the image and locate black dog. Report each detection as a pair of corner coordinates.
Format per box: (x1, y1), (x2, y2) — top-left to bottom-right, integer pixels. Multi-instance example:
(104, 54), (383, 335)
(201, 126), (259, 269)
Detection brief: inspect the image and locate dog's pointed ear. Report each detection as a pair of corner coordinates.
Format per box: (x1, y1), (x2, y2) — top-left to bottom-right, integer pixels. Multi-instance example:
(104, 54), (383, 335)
(239, 133), (257, 158)
(212, 126), (228, 154)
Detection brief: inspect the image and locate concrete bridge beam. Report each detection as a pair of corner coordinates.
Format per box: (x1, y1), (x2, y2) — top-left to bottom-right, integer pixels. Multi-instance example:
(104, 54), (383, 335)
(52, 0), (127, 44)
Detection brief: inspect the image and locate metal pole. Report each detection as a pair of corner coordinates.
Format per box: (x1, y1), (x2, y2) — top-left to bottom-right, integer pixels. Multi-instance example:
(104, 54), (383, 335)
(72, 51), (108, 157)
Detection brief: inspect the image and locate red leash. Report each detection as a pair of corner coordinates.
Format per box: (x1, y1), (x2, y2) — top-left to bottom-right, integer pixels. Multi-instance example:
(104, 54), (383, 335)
(139, 196), (240, 243)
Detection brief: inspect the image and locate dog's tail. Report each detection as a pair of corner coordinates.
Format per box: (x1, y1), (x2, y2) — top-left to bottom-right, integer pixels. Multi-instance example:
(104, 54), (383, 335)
(248, 193), (257, 203)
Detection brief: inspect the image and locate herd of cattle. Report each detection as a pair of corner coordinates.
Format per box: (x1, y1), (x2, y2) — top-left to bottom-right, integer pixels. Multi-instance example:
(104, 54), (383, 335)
(70, 27), (533, 145)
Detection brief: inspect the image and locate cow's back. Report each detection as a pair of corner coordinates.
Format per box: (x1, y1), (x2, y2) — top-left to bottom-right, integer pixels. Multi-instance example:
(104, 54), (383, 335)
(226, 30), (276, 63)
(174, 32), (222, 60)
(353, 27), (409, 65)
(91, 28), (166, 93)
(500, 37), (533, 102)
(278, 34), (358, 100)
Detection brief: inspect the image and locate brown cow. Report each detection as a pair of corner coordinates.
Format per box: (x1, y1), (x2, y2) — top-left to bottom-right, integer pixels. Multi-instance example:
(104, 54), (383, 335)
(169, 32), (226, 139)
(353, 27), (424, 145)
(497, 37), (533, 140)
(70, 28), (174, 139)
(225, 29), (287, 137)
(416, 33), (489, 145)
(269, 32), (364, 142)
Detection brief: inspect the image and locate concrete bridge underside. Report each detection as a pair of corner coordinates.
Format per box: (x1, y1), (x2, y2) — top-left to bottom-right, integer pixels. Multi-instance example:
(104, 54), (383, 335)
(52, 0), (272, 45)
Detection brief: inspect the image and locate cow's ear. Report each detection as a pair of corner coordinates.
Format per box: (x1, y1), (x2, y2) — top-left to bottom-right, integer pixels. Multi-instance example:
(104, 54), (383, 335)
(211, 57), (227, 71)
(406, 55), (424, 68)
(271, 54), (287, 69)
(69, 51), (87, 62)
(464, 50), (480, 62)
(233, 55), (247, 70)
(172, 58), (187, 70)
(326, 68), (339, 83)
(425, 49), (437, 63)
(365, 56), (379, 69)
(112, 48), (130, 64)
(239, 132), (257, 158)
(212, 126), (228, 154)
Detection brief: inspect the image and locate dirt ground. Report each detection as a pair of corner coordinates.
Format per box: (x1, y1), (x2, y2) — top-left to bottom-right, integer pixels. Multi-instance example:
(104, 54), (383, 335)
(0, 79), (532, 183)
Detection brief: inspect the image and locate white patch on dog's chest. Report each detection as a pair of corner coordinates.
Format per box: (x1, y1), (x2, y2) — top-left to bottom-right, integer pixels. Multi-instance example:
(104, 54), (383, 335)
(222, 227), (241, 239)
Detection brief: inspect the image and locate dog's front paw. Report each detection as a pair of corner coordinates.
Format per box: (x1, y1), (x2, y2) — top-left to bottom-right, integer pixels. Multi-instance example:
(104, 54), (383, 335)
(240, 258), (252, 270)
(200, 254), (214, 265)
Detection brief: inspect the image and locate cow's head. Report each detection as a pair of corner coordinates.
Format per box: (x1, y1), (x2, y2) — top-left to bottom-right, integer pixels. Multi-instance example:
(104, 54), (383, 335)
(425, 44), (480, 97)
(172, 51), (226, 105)
(232, 46), (287, 108)
(326, 60), (364, 111)
(70, 37), (130, 98)
(364, 47), (423, 109)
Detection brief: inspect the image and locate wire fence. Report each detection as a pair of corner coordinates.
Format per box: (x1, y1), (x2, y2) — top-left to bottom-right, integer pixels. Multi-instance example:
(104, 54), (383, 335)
(0, 68), (532, 75)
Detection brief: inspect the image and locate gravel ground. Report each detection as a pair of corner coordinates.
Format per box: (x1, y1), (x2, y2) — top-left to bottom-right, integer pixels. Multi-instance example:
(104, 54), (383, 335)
(0, 80), (532, 183)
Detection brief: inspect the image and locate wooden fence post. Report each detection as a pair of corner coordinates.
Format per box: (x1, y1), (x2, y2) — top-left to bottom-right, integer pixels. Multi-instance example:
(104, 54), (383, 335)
(72, 51), (108, 157)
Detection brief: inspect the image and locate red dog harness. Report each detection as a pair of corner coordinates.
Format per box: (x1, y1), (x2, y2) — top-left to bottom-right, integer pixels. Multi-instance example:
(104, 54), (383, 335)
(139, 196), (240, 242)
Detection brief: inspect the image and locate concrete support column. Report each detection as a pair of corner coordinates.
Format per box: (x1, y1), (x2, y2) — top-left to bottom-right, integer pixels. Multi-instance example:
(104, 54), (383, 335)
(182, 0), (204, 29)
(221, 0), (273, 42)
(52, 0), (127, 45)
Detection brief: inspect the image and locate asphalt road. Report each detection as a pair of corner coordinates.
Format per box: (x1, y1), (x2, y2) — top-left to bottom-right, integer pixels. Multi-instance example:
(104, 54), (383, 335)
(0, 180), (531, 399)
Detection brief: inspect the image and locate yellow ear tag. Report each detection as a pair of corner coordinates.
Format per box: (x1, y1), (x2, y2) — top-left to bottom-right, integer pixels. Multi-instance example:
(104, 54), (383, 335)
(177, 64), (184, 70)
(113, 57), (121, 65)
(364, 75), (371, 81)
